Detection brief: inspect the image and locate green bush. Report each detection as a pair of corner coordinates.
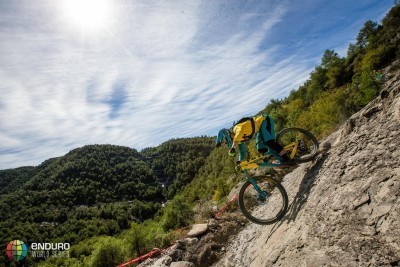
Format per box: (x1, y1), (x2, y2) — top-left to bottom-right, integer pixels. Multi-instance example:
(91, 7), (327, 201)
(161, 197), (194, 231)
(296, 88), (347, 137)
(89, 237), (126, 267)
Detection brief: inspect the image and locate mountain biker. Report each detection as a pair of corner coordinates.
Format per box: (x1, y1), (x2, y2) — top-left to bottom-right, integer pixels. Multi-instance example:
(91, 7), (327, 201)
(216, 114), (296, 167)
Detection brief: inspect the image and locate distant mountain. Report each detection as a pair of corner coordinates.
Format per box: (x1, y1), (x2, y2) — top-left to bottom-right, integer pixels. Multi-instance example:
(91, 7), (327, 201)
(142, 137), (216, 197)
(0, 166), (38, 196)
(0, 137), (214, 265)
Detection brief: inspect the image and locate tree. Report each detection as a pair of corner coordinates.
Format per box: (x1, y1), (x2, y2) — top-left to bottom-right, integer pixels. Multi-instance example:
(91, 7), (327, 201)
(162, 197), (194, 231)
(321, 50), (339, 68)
(356, 20), (379, 47)
(90, 237), (126, 267)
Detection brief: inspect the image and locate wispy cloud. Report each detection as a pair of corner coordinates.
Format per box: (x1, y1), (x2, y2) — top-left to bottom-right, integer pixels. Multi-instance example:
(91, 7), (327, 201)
(0, 0), (394, 169)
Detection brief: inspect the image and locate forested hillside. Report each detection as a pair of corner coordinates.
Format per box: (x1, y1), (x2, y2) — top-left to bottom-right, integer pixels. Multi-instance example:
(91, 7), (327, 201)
(142, 137), (215, 197)
(259, 5), (400, 137)
(0, 166), (38, 196)
(0, 137), (214, 266)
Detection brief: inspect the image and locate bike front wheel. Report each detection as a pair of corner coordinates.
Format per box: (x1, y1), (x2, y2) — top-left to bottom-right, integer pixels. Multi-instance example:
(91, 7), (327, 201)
(276, 127), (319, 162)
(238, 176), (288, 225)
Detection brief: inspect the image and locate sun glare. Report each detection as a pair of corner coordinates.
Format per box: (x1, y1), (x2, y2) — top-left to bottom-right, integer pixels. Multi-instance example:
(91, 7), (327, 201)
(63, 0), (113, 32)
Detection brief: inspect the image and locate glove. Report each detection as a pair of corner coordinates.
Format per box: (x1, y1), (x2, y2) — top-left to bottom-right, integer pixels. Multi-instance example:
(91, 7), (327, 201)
(228, 147), (236, 158)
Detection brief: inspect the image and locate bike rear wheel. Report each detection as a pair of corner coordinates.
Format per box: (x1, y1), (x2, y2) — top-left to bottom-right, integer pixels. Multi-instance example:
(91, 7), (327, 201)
(276, 128), (319, 162)
(238, 176), (288, 225)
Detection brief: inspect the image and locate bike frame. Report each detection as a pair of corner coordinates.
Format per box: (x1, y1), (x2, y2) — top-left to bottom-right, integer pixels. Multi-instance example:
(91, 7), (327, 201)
(244, 169), (267, 199)
(239, 141), (299, 170)
(241, 140), (299, 200)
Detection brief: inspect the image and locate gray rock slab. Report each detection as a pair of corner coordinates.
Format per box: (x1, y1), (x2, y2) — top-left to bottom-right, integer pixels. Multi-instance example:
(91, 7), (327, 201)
(187, 224), (208, 237)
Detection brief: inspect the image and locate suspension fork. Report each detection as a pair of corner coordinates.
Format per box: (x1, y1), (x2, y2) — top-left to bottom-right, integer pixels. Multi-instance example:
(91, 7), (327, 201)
(244, 170), (267, 199)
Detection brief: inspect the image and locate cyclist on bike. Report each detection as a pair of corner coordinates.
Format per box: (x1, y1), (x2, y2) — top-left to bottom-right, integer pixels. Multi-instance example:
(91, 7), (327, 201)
(216, 114), (296, 167)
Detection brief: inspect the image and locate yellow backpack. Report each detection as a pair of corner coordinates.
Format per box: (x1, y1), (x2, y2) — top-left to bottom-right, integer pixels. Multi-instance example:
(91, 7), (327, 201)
(232, 117), (256, 142)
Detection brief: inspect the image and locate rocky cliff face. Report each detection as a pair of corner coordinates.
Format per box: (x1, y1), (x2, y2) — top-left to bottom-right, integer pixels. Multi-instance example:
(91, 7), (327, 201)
(214, 63), (400, 266)
(138, 63), (400, 267)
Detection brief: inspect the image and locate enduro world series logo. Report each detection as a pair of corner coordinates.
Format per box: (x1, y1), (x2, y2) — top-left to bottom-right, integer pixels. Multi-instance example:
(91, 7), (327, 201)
(6, 240), (28, 262)
(6, 240), (70, 262)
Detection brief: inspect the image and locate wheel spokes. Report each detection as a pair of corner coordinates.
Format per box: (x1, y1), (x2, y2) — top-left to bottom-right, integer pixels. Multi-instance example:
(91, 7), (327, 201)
(241, 182), (284, 221)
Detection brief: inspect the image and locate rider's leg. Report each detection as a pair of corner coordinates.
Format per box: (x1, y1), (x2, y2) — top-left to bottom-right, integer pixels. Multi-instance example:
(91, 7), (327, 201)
(256, 136), (268, 154)
(265, 140), (290, 161)
(258, 117), (292, 162)
(238, 143), (247, 161)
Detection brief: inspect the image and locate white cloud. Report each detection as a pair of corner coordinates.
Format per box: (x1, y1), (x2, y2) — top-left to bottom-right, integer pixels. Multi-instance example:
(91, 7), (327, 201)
(1, 0), (391, 169)
(0, 1), (309, 169)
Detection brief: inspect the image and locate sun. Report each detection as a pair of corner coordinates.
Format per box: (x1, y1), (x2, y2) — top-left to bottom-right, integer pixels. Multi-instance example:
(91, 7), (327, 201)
(62, 0), (113, 33)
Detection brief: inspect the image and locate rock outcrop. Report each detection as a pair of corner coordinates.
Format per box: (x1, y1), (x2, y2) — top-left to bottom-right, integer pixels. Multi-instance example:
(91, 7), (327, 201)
(214, 63), (400, 266)
(138, 214), (247, 267)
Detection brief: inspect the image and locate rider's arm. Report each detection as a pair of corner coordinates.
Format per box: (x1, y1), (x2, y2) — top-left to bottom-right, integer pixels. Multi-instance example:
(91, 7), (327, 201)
(231, 141), (239, 149)
(215, 129), (225, 147)
(229, 140), (239, 157)
(229, 126), (242, 156)
(216, 128), (233, 147)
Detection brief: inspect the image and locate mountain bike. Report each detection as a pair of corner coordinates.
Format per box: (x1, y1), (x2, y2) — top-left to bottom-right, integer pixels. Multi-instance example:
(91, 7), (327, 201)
(237, 128), (319, 225)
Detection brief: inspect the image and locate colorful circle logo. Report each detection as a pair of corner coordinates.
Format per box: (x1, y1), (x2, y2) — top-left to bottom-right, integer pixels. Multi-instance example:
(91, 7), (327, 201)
(6, 240), (28, 261)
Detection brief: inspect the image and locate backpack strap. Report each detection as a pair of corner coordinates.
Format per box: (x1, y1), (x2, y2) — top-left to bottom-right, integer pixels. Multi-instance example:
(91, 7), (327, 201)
(235, 117), (250, 125)
(265, 115), (272, 134)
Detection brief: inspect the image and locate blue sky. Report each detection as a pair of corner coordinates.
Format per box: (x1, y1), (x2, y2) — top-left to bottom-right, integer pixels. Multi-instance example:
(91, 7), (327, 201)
(0, 0), (394, 169)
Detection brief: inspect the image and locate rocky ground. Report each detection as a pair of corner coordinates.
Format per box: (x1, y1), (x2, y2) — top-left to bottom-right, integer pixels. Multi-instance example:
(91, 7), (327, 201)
(212, 62), (400, 267)
(137, 213), (248, 267)
(140, 62), (400, 267)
